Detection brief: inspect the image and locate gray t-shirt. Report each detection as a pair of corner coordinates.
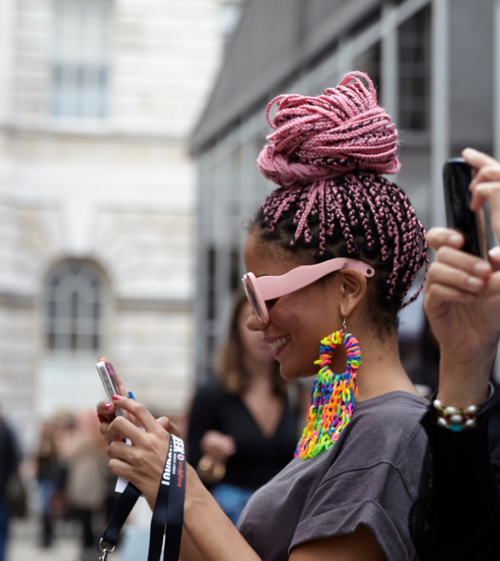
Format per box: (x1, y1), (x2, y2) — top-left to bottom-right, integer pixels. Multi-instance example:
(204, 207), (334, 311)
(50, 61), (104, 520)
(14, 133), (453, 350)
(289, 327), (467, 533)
(237, 391), (428, 561)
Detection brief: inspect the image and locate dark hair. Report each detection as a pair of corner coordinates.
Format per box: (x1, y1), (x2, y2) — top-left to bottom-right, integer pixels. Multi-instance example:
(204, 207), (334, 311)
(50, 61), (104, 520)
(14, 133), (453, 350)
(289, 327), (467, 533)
(215, 289), (286, 395)
(251, 72), (428, 336)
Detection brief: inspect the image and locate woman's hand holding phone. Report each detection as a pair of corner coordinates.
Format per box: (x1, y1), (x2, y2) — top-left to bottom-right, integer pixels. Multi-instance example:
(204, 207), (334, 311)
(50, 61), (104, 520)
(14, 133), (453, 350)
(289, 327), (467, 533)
(424, 148), (500, 407)
(102, 395), (184, 503)
(96, 355), (180, 445)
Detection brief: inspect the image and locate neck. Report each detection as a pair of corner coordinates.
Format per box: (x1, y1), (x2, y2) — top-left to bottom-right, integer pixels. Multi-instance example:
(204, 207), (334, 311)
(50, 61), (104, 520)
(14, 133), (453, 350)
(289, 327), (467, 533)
(243, 355), (273, 389)
(353, 330), (419, 402)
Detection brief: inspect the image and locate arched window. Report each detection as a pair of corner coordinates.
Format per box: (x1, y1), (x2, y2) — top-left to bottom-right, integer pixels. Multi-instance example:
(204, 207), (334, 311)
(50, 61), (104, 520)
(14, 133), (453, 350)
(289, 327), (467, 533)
(44, 260), (107, 352)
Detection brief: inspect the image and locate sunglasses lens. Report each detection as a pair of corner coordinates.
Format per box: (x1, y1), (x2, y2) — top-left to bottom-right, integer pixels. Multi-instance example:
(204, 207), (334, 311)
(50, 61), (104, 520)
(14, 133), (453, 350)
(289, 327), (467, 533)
(244, 280), (262, 321)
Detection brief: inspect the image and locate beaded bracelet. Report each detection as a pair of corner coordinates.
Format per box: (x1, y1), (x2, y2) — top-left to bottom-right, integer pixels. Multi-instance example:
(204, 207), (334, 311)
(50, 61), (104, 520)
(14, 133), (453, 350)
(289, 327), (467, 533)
(432, 399), (478, 432)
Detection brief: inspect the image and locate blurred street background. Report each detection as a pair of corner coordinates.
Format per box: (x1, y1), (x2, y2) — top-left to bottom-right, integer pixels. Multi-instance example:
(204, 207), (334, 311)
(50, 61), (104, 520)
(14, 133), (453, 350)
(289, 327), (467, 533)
(2, 0), (500, 559)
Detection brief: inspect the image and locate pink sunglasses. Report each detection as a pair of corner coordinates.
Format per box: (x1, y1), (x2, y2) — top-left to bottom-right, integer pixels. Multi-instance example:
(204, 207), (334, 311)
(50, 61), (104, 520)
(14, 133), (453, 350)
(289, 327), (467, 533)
(242, 258), (375, 326)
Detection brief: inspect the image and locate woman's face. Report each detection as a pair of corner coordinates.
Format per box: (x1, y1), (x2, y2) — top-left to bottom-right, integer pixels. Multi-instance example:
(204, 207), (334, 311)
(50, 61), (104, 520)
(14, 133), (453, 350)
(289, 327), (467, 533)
(237, 302), (275, 365)
(243, 232), (344, 380)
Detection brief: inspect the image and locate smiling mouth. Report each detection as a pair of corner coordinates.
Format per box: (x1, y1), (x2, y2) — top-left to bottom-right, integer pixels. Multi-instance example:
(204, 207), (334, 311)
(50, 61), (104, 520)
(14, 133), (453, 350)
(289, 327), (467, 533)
(269, 335), (291, 352)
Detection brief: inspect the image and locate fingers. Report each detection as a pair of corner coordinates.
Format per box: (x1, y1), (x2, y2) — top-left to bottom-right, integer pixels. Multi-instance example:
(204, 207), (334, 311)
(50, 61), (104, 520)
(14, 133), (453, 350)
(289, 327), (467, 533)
(479, 270), (500, 298)
(110, 396), (158, 433)
(425, 260), (484, 300)
(97, 400), (116, 421)
(462, 148), (498, 174)
(470, 182), (500, 247)
(108, 414), (149, 445)
(108, 458), (135, 482)
(156, 417), (181, 437)
(200, 431), (237, 459)
(107, 440), (136, 462)
(426, 228), (464, 252)
(434, 246), (492, 279)
(489, 247), (500, 272)
(424, 245), (492, 312)
(469, 166), (500, 192)
(425, 282), (476, 306)
(461, 149), (500, 244)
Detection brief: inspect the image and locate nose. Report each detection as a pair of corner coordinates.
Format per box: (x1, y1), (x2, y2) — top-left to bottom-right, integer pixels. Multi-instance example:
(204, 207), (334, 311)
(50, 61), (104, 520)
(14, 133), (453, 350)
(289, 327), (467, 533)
(246, 308), (267, 331)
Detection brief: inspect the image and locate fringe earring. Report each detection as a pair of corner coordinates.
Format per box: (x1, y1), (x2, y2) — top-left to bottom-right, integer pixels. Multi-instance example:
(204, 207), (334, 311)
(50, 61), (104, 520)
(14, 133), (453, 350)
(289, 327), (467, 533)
(295, 315), (361, 460)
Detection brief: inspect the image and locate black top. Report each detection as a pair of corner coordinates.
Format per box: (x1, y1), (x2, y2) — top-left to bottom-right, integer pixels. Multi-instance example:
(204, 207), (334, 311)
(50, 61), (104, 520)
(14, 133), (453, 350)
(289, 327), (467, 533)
(187, 382), (298, 491)
(409, 395), (500, 560)
(0, 419), (20, 496)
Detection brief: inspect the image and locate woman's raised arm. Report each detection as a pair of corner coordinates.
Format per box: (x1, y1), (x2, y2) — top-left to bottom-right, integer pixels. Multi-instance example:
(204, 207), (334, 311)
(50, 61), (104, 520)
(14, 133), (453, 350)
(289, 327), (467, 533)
(423, 149), (500, 406)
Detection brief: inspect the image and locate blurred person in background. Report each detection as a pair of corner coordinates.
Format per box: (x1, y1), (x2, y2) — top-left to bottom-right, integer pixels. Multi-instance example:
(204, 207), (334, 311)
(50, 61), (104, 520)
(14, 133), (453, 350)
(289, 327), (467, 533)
(35, 420), (59, 548)
(188, 289), (299, 525)
(0, 409), (21, 561)
(58, 411), (108, 561)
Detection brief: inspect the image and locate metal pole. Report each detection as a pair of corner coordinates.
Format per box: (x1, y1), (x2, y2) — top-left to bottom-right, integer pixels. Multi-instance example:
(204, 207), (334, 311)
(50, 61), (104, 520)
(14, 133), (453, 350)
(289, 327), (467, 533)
(493, 0), (500, 382)
(430, 0), (449, 229)
(381, 2), (398, 125)
(195, 152), (211, 382)
(494, 0), (500, 160)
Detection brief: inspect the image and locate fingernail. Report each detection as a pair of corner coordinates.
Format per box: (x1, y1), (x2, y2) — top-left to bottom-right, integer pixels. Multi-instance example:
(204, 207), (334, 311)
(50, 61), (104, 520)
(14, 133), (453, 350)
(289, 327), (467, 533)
(97, 413), (105, 424)
(449, 234), (462, 245)
(104, 402), (112, 411)
(112, 395), (121, 401)
(467, 277), (484, 289)
(489, 247), (500, 259)
(474, 262), (491, 276)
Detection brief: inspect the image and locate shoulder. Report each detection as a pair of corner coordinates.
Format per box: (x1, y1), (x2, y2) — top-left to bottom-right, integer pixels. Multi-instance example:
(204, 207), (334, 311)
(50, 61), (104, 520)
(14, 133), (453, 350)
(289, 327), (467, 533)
(351, 391), (427, 434)
(333, 392), (428, 473)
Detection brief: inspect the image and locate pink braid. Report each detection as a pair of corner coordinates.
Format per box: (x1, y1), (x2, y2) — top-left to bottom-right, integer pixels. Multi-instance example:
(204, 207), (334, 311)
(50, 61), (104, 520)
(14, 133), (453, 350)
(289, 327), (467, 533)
(257, 72), (400, 188)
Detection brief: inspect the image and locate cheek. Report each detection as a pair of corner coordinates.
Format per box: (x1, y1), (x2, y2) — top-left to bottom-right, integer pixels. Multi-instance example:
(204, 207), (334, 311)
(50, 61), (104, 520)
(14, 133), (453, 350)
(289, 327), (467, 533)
(271, 302), (323, 370)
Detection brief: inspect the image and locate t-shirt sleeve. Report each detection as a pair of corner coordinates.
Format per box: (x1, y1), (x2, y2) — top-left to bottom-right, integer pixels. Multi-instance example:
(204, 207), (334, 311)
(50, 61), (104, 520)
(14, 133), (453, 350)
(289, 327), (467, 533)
(290, 463), (415, 561)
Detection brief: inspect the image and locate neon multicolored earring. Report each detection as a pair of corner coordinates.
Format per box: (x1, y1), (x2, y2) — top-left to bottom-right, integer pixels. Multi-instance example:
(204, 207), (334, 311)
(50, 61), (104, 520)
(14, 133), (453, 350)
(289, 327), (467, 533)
(295, 316), (361, 460)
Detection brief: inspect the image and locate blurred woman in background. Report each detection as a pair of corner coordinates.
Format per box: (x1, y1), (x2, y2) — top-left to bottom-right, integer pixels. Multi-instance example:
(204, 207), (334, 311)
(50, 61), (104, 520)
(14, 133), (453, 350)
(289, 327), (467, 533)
(58, 411), (108, 561)
(187, 290), (299, 525)
(35, 420), (58, 548)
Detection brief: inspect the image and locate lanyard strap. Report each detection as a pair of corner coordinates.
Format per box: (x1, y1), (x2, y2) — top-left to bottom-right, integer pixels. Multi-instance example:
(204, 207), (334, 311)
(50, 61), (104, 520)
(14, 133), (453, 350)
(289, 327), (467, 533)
(163, 435), (186, 561)
(101, 482), (141, 547)
(147, 438), (173, 561)
(100, 435), (186, 561)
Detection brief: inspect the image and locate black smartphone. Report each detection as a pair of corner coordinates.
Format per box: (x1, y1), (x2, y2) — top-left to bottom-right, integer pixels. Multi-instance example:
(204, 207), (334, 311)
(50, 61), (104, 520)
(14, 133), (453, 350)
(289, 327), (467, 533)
(443, 157), (488, 259)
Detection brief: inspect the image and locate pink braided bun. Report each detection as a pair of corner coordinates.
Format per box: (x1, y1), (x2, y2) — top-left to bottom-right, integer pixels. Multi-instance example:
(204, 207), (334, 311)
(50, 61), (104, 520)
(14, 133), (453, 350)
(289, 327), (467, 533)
(257, 71), (400, 187)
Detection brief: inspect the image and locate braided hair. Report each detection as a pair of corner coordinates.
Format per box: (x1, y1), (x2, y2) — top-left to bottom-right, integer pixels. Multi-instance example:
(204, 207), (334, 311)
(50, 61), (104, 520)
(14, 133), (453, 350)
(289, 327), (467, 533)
(252, 72), (428, 335)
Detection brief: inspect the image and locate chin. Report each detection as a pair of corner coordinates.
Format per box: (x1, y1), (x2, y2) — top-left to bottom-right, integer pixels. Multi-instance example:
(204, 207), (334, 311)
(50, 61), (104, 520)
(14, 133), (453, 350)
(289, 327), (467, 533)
(278, 360), (317, 381)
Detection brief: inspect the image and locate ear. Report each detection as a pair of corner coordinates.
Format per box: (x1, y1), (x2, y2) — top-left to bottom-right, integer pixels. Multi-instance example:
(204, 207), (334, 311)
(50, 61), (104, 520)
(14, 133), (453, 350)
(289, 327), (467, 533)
(337, 268), (368, 317)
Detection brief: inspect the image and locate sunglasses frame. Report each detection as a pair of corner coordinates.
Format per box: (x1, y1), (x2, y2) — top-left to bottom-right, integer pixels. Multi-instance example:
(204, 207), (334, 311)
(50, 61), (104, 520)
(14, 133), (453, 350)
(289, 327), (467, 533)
(242, 258), (375, 326)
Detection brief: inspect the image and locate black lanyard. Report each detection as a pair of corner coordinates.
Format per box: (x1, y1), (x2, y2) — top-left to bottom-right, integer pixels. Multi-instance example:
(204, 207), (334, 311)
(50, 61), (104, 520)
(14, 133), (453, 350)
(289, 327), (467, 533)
(100, 436), (186, 561)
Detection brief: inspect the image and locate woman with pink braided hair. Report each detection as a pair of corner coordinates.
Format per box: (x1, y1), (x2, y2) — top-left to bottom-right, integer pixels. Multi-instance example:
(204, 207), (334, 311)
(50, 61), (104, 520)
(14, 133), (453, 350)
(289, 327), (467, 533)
(97, 72), (435, 561)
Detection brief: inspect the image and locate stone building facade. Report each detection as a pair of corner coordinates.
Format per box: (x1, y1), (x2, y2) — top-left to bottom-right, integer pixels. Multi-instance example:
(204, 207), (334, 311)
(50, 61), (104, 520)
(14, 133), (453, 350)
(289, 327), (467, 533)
(0, 0), (238, 449)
